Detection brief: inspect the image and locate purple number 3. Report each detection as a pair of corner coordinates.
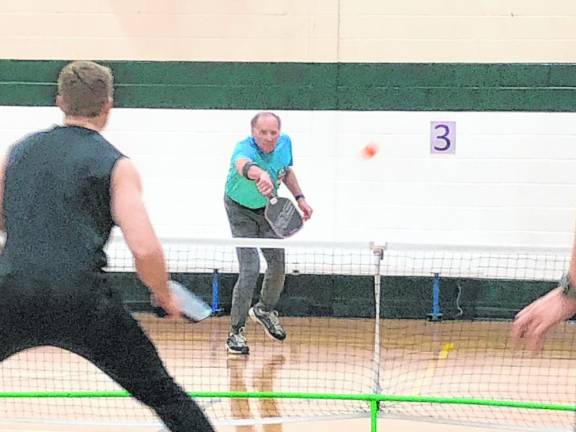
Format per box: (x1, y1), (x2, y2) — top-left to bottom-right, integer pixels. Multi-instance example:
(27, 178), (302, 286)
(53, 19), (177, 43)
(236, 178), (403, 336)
(433, 124), (451, 151)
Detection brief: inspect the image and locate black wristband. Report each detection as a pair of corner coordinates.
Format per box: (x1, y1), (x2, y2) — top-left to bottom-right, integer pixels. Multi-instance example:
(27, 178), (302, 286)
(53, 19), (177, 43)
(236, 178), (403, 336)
(242, 162), (255, 179)
(294, 194), (305, 201)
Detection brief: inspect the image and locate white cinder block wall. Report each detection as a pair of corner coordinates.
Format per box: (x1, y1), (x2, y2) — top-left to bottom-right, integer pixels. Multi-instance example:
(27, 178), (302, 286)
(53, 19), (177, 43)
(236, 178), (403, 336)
(2, 0), (576, 247)
(1, 107), (575, 247)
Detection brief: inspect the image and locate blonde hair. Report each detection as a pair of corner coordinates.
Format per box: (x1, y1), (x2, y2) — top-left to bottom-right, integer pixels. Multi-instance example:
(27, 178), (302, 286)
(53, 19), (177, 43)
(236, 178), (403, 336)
(58, 61), (113, 117)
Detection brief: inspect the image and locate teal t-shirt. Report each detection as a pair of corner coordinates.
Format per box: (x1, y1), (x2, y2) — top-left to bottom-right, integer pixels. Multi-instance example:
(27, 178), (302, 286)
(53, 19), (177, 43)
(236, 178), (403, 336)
(225, 134), (293, 209)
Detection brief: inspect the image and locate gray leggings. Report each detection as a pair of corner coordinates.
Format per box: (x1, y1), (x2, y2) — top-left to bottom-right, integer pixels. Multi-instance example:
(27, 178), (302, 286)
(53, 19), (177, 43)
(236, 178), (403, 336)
(224, 196), (285, 330)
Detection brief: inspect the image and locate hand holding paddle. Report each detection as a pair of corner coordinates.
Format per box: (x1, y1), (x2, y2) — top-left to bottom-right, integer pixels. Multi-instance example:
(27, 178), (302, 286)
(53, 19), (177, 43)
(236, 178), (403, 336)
(256, 171), (274, 196)
(153, 280), (212, 323)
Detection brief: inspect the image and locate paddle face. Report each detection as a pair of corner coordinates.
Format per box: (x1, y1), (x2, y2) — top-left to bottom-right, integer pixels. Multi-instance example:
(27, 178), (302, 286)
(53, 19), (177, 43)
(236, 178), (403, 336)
(264, 197), (303, 238)
(153, 280), (212, 323)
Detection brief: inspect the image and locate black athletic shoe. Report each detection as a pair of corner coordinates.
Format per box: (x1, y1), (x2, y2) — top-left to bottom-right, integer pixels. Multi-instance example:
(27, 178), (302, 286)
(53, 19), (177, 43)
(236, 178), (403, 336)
(226, 327), (249, 355)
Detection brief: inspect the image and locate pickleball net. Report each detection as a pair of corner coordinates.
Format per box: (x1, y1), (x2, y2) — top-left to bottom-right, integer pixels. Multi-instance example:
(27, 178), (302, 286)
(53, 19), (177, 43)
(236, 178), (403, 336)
(0, 238), (573, 431)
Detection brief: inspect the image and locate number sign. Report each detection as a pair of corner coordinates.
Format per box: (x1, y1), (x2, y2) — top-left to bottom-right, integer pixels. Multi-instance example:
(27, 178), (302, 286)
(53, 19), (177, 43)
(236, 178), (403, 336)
(430, 121), (456, 154)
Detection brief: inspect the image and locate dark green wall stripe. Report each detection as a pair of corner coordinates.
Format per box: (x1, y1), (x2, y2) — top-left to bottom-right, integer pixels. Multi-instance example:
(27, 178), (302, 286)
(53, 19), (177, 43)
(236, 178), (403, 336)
(2, 60), (576, 111)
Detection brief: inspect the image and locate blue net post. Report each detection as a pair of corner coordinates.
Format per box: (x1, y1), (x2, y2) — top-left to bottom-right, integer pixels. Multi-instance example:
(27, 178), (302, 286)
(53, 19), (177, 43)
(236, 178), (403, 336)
(211, 269), (224, 315)
(426, 272), (443, 321)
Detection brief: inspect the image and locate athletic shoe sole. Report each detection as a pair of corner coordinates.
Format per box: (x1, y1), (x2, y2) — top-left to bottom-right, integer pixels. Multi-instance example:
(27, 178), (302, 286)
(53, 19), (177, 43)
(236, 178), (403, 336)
(225, 343), (249, 355)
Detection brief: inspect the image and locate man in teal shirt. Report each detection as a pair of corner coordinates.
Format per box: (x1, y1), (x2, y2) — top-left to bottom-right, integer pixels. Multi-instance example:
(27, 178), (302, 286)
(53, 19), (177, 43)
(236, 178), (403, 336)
(224, 112), (313, 354)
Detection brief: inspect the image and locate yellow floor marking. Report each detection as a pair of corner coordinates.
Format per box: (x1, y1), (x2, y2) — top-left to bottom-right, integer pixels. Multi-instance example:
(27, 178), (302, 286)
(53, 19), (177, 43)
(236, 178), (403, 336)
(412, 342), (455, 395)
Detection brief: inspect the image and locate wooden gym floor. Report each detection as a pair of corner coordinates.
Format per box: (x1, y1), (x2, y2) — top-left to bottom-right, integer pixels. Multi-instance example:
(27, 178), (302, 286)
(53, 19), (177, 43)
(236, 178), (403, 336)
(0, 316), (574, 431)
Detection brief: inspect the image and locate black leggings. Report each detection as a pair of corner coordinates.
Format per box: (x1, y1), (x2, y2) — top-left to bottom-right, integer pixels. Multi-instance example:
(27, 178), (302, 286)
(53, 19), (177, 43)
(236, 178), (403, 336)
(0, 272), (214, 432)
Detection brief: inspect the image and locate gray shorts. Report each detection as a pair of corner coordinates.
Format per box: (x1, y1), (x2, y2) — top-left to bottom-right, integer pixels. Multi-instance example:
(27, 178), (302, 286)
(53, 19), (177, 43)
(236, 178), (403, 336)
(224, 195), (279, 239)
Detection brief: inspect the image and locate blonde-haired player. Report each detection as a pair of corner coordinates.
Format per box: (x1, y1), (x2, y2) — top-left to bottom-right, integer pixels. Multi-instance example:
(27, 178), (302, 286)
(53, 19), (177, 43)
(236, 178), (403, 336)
(0, 61), (214, 432)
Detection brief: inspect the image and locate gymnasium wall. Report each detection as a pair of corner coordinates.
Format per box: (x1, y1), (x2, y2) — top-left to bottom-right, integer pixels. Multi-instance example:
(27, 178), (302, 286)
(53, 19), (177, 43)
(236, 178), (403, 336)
(2, 105), (576, 248)
(2, 1), (576, 249)
(1, 0), (576, 62)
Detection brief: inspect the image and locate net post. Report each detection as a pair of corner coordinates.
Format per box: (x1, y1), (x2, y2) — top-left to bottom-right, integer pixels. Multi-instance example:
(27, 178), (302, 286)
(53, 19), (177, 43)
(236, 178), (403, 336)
(370, 398), (379, 432)
(371, 244), (385, 403)
(426, 272), (443, 322)
(211, 269), (224, 316)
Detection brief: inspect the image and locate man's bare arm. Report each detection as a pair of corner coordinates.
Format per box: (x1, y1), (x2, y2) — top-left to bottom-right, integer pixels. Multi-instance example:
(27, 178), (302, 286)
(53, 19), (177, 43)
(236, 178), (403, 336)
(235, 158), (274, 197)
(283, 168), (313, 220)
(110, 158), (178, 316)
(282, 167), (304, 198)
(0, 154), (7, 232)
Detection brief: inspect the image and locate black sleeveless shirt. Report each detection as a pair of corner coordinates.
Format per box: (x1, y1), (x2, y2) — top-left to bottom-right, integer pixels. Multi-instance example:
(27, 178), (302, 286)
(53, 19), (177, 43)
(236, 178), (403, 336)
(1, 125), (124, 273)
